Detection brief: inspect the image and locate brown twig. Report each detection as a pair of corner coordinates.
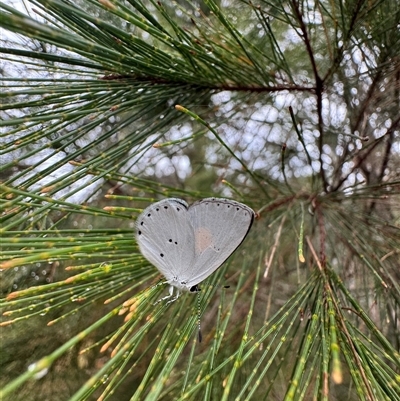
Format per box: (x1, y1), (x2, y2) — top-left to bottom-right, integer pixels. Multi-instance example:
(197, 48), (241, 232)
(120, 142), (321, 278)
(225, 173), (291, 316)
(291, 0), (328, 191)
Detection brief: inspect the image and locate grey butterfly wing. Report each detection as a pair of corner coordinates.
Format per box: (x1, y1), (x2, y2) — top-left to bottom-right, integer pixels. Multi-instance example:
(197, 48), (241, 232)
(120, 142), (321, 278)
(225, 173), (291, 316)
(135, 199), (195, 281)
(184, 198), (254, 287)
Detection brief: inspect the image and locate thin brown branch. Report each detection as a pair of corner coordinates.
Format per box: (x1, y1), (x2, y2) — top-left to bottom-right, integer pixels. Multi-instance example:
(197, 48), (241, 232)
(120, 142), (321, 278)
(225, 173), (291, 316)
(306, 235), (324, 273)
(290, 0), (327, 191)
(316, 202), (326, 267)
(306, 238), (376, 401)
(377, 68), (400, 182)
(264, 214), (287, 278)
(331, 115), (400, 192)
(328, 289), (375, 401)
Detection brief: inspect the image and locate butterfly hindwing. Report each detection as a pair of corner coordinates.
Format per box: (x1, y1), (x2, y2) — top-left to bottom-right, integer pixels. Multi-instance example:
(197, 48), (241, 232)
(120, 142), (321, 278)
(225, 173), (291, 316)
(184, 198), (254, 287)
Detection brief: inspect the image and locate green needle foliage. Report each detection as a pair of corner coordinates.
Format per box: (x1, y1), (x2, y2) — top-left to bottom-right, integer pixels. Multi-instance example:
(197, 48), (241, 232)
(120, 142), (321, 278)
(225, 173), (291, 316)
(1, 0), (399, 400)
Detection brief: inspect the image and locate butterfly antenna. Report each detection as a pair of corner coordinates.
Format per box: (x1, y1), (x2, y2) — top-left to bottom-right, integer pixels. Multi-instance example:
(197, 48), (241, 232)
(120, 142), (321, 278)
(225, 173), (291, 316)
(197, 290), (202, 343)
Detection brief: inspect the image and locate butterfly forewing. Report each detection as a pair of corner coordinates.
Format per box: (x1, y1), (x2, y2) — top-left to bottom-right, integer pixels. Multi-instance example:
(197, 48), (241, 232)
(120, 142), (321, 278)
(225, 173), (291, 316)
(136, 199), (196, 281)
(184, 198), (254, 286)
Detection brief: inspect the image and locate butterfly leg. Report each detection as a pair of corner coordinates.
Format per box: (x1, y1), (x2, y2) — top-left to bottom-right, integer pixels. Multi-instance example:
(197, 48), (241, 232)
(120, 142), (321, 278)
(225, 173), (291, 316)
(154, 285), (180, 305)
(165, 289), (180, 305)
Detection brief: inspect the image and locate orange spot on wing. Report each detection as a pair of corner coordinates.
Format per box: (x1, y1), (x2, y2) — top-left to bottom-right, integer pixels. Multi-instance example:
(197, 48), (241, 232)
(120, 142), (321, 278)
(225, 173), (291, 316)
(195, 227), (213, 253)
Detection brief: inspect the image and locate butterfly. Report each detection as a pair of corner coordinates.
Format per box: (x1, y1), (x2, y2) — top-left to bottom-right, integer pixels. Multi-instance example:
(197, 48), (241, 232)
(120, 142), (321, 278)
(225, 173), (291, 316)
(136, 197), (254, 303)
